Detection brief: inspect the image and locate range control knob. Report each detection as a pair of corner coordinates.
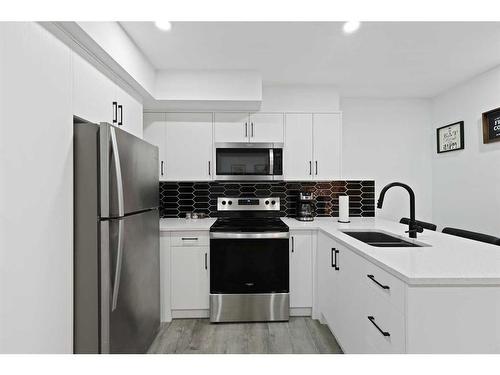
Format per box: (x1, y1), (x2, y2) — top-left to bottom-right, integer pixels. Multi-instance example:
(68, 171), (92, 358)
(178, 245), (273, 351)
(221, 200), (226, 205)
(228, 200), (233, 205)
(265, 200), (270, 205)
(271, 200), (276, 205)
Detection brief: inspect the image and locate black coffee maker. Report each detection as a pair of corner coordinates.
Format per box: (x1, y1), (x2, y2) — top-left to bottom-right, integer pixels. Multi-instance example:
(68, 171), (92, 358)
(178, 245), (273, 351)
(296, 191), (315, 221)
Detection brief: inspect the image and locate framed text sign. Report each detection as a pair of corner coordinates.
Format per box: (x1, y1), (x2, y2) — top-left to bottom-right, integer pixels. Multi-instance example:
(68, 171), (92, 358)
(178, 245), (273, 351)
(436, 121), (464, 153)
(482, 107), (500, 144)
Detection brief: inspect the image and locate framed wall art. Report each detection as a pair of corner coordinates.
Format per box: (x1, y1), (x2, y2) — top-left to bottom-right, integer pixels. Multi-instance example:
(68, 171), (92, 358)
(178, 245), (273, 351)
(436, 121), (464, 153)
(482, 107), (500, 144)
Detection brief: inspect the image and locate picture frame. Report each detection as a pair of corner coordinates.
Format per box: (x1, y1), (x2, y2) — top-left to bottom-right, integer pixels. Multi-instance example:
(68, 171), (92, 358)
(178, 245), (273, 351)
(482, 106), (500, 144)
(436, 121), (464, 153)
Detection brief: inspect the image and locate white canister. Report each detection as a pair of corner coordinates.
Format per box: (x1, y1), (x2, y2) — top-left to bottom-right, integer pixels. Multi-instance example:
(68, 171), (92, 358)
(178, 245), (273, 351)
(338, 195), (350, 223)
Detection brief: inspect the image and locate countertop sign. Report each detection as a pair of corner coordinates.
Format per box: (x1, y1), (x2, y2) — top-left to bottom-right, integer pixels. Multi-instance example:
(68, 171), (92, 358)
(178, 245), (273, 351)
(482, 107), (500, 144)
(436, 121), (464, 153)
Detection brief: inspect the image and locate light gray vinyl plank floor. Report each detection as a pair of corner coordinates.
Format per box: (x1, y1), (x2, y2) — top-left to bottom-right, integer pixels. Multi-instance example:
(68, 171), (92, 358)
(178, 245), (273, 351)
(148, 317), (342, 354)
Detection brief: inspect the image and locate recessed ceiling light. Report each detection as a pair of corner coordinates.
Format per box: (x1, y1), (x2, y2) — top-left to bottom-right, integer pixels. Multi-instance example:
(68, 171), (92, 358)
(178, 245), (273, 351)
(155, 21), (172, 31)
(343, 21), (361, 34)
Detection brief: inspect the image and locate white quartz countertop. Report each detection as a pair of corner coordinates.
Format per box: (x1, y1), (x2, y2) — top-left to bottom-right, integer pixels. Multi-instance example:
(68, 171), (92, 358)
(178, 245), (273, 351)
(283, 217), (500, 286)
(160, 216), (500, 286)
(160, 218), (217, 232)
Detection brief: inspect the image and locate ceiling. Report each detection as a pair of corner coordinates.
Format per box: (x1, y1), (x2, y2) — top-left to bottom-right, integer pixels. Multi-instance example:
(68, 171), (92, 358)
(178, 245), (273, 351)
(120, 22), (500, 98)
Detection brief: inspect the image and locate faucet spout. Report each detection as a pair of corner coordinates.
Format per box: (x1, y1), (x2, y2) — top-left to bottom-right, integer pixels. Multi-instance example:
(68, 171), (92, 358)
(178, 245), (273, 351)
(376, 182), (422, 239)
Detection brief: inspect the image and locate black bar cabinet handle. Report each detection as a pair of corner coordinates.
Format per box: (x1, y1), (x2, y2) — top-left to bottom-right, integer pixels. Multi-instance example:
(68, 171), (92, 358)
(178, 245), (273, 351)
(245, 122), (248, 137)
(208, 161), (211, 176)
(161, 161), (164, 176)
(182, 237), (198, 241)
(368, 316), (390, 337)
(334, 249), (339, 270)
(291, 236), (294, 253)
(309, 161), (312, 175)
(367, 274), (390, 290)
(251, 122), (254, 137)
(118, 105), (123, 125)
(331, 248), (338, 268)
(112, 101), (117, 124)
(204, 253), (207, 270)
(315, 161), (318, 175)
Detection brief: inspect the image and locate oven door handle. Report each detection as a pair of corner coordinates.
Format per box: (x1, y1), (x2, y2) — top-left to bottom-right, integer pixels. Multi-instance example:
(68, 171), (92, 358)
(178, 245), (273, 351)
(210, 232), (290, 239)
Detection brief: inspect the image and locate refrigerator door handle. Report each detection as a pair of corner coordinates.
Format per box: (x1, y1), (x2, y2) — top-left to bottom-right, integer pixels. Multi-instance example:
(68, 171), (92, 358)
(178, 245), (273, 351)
(110, 127), (125, 311)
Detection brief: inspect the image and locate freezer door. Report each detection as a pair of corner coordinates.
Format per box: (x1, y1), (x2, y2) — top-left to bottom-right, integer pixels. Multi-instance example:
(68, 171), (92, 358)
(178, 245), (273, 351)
(100, 123), (159, 218)
(100, 209), (160, 353)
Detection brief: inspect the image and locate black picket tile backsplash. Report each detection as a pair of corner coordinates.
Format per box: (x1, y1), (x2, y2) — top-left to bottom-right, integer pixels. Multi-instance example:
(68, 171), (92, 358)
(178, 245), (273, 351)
(159, 180), (375, 218)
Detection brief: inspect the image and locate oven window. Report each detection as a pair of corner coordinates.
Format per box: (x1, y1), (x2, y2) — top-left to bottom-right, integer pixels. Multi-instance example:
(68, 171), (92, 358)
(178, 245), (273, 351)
(210, 238), (289, 294)
(216, 148), (270, 175)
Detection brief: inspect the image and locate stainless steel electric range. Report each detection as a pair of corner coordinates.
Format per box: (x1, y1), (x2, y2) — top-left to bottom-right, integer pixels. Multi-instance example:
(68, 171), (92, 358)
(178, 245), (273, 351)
(209, 197), (290, 323)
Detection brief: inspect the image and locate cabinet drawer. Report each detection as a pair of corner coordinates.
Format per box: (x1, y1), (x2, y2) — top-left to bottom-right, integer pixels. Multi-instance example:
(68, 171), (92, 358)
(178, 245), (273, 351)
(363, 260), (406, 313)
(171, 231), (209, 247)
(362, 294), (406, 353)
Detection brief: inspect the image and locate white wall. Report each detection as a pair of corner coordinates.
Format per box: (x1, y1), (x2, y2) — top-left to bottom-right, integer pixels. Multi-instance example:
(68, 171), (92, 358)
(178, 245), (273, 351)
(261, 85), (340, 112)
(0, 23), (73, 353)
(341, 98), (433, 222)
(431, 66), (500, 236)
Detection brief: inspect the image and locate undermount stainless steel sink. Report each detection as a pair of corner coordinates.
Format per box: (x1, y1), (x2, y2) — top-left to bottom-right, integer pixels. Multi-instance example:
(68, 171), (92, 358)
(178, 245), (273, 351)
(341, 230), (423, 247)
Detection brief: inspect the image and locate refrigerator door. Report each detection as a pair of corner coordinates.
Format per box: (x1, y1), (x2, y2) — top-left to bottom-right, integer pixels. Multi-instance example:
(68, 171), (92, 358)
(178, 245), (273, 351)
(100, 123), (159, 218)
(101, 209), (160, 354)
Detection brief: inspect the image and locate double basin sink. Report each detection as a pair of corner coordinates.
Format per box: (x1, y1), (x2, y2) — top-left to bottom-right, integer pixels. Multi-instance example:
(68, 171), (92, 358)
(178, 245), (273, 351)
(342, 230), (425, 247)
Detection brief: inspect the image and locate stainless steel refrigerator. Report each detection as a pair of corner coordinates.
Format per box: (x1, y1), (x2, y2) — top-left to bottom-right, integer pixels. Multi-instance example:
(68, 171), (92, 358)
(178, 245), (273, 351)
(74, 120), (160, 354)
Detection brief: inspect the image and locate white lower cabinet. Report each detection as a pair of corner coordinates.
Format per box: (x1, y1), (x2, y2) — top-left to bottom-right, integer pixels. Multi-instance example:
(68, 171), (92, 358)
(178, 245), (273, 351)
(170, 232), (209, 310)
(289, 231), (313, 308)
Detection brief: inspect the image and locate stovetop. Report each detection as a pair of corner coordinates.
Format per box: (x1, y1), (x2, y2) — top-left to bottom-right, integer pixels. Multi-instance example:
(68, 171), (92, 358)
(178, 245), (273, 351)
(210, 217), (289, 233)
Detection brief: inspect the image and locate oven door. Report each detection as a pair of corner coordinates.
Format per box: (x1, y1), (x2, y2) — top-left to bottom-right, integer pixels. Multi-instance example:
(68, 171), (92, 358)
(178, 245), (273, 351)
(215, 143), (283, 181)
(210, 234), (289, 294)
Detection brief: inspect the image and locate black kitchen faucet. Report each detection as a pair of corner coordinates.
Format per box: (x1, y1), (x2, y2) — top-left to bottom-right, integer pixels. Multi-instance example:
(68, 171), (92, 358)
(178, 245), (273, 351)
(377, 182), (423, 239)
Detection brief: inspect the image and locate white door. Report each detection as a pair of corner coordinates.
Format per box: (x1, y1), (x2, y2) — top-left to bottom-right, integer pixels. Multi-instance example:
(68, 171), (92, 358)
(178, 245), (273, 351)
(317, 232), (340, 330)
(164, 113), (213, 181)
(249, 113), (284, 143)
(313, 113), (342, 180)
(284, 114), (313, 180)
(143, 113), (166, 181)
(115, 85), (143, 138)
(214, 112), (249, 142)
(72, 52), (115, 124)
(171, 247), (209, 310)
(289, 231), (313, 308)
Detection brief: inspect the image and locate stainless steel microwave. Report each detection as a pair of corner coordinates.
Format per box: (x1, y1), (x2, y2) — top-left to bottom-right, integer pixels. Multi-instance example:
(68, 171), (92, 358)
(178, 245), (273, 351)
(214, 143), (284, 181)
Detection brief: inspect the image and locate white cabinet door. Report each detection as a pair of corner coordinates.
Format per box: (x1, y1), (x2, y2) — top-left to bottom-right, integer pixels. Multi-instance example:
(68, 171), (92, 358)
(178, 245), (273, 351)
(284, 114), (313, 180)
(171, 246), (209, 310)
(317, 232), (339, 327)
(72, 52), (115, 124)
(250, 113), (284, 143)
(214, 112), (249, 142)
(165, 113), (213, 181)
(313, 113), (342, 180)
(115, 85), (143, 138)
(289, 231), (313, 308)
(143, 113), (166, 181)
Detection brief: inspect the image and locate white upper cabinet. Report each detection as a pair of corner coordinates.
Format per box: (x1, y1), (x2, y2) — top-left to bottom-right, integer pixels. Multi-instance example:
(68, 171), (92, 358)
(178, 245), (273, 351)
(284, 114), (314, 180)
(73, 53), (115, 124)
(164, 113), (213, 181)
(214, 112), (249, 142)
(249, 113), (284, 143)
(214, 112), (284, 143)
(115, 85), (143, 138)
(313, 113), (342, 180)
(73, 52), (143, 138)
(143, 112), (166, 181)
(289, 231), (313, 308)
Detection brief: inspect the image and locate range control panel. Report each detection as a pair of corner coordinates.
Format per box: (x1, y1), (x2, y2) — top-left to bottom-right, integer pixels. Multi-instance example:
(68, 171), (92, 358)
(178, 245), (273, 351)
(217, 197), (280, 211)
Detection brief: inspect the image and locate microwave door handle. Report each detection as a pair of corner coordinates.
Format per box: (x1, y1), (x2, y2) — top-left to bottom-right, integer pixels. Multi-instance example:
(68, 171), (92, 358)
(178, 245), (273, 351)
(109, 127), (125, 311)
(269, 148), (274, 175)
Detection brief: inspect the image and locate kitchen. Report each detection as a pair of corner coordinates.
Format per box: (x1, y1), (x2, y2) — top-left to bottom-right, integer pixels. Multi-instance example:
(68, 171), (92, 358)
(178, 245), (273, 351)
(1, 3), (500, 372)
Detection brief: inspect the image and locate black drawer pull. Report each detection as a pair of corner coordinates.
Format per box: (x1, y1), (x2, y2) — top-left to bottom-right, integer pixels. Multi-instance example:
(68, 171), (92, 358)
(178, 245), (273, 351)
(368, 316), (390, 337)
(291, 236), (294, 253)
(204, 253), (207, 270)
(367, 274), (390, 290)
(331, 248), (339, 270)
(181, 237), (198, 241)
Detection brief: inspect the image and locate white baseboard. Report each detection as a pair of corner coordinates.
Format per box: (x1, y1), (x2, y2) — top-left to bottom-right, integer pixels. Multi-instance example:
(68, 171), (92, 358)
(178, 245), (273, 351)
(290, 307), (312, 316)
